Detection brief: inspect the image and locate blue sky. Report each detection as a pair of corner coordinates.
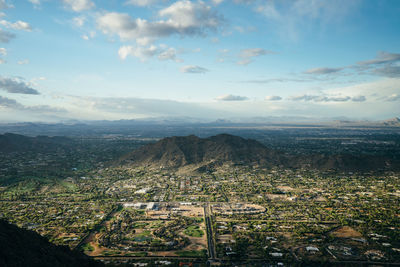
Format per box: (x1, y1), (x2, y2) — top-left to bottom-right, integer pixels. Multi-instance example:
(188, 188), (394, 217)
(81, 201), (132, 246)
(0, 0), (399, 122)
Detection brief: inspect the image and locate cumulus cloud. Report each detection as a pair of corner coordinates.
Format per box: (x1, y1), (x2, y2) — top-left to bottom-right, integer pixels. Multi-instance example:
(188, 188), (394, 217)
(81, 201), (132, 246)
(181, 65), (208, 73)
(0, 20), (32, 31)
(265, 95), (282, 101)
(304, 67), (343, 75)
(237, 48), (275, 65)
(118, 45), (158, 60)
(118, 44), (180, 62)
(0, 76), (40, 94)
(97, 1), (223, 45)
(0, 28), (15, 43)
(0, 47), (5, 55)
(158, 47), (179, 61)
(63, 0), (95, 12)
(215, 94), (248, 101)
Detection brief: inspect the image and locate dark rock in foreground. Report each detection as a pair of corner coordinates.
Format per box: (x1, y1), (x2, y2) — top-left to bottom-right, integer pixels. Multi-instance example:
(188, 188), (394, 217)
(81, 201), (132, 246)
(0, 219), (102, 267)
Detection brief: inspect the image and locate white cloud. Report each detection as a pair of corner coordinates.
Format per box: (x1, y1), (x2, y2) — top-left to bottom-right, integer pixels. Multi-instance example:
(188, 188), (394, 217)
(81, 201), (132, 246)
(81, 31), (95, 40)
(97, 1), (222, 45)
(237, 48), (275, 65)
(125, 0), (162, 6)
(181, 65), (208, 73)
(0, 20), (32, 31)
(158, 47), (177, 61)
(63, 0), (94, 12)
(216, 94), (248, 101)
(118, 44), (181, 62)
(28, 0), (41, 6)
(118, 45), (158, 61)
(0, 58), (5, 64)
(212, 0), (224, 5)
(17, 59), (29, 65)
(0, 47), (6, 55)
(265, 95), (282, 101)
(72, 16), (85, 27)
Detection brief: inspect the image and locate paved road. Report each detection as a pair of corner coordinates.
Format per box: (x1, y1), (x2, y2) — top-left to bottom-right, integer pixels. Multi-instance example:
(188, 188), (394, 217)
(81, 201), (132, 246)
(204, 203), (216, 261)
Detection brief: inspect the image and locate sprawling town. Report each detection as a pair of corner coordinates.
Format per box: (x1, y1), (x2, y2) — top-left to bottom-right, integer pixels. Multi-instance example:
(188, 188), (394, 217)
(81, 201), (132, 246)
(1, 152), (399, 266)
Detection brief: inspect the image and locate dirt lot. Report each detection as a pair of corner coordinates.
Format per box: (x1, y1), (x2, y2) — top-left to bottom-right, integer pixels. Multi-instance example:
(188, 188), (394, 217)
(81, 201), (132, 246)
(330, 226), (362, 238)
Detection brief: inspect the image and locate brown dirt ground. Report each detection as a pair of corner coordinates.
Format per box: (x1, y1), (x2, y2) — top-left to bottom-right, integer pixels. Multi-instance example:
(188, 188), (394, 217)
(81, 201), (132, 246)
(330, 226), (362, 238)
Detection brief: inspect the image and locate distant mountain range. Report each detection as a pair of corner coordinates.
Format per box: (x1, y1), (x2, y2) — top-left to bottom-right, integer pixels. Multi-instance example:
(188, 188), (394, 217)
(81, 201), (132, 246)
(0, 117), (398, 137)
(120, 134), (400, 172)
(0, 219), (101, 267)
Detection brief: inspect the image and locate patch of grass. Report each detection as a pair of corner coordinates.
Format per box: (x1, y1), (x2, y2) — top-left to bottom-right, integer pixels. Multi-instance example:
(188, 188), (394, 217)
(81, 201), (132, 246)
(175, 250), (207, 258)
(149, 220), (164, 228)
(58, 180), (78, 191)
(81, 243), (94, 252)
(101, 250), (121, 256)
(133, 222), (148, 228)
(134, 230), (152, 242)
(184, 225), (204, 237)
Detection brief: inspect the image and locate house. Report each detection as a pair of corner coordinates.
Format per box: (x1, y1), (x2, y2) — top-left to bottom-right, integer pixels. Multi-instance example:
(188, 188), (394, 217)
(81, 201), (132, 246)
(306, 246), (319, 253)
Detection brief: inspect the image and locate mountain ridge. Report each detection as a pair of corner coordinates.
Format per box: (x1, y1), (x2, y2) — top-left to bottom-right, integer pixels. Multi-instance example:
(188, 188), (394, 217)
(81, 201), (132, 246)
(120, 134), (400, 172)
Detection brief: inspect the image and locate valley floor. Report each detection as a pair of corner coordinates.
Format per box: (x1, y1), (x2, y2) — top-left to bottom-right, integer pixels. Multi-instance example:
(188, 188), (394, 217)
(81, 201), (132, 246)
(0, 165), (399, 266)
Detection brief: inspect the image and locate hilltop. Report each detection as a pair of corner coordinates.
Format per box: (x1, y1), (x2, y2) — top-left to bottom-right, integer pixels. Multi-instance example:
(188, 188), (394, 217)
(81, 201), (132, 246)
(120, 134), (281, 169)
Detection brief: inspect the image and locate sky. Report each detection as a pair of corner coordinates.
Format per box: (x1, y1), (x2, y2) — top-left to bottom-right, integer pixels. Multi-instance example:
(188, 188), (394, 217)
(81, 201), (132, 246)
(0, 0), (399, 122)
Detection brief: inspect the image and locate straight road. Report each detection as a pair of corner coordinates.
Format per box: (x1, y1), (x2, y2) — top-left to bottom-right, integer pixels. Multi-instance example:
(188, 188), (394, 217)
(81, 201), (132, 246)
(204, 203), (216, 261)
